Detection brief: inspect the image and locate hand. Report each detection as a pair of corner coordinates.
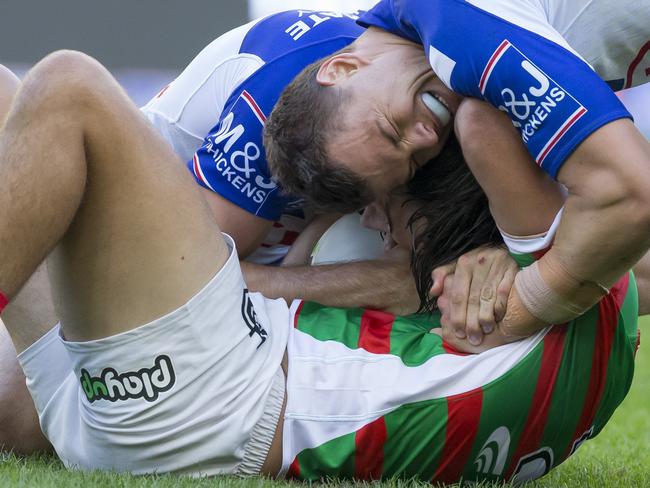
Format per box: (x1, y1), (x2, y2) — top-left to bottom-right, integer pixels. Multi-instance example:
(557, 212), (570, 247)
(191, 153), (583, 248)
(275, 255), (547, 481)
(430, 245), (518, 346)
(437, 274), (524, 354)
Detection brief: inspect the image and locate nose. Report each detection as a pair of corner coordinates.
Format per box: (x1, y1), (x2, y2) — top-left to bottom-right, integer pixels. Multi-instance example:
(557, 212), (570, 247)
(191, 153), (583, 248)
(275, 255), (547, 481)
(360, 201), (390, 233)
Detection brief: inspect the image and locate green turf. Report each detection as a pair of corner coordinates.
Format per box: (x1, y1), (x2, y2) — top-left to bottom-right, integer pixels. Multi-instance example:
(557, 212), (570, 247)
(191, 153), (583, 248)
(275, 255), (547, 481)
(1, 319), (648, 488)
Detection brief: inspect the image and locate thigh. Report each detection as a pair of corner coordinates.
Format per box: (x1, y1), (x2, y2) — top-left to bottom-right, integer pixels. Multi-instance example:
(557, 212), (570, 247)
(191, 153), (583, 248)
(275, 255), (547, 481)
(41, 54), (228, 341)
(0, 64), (19, 123)
(2, 263), (58, 353)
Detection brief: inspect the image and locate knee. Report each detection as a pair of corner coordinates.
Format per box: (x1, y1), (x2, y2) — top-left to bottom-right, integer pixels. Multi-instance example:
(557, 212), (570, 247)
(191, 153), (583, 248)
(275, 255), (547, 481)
(0, 65), (20, 93)
(20, 50), (113, 112)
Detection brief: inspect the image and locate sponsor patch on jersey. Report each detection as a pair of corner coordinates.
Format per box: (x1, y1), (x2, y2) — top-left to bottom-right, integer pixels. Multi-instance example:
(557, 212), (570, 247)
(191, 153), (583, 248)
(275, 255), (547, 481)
(80, 355), (175, 403)
(193, 90), (277, 211)
(480, 40), (587, 167)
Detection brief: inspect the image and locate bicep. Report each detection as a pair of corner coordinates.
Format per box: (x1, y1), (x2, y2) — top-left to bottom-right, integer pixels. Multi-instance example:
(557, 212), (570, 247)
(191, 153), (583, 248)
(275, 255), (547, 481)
(455, 99), (565, 236)
(200, 187), (273, 259)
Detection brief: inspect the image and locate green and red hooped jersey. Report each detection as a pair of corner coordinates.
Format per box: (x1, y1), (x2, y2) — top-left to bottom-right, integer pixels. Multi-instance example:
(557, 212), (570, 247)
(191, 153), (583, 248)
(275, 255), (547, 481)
(283, 262), (638, 484)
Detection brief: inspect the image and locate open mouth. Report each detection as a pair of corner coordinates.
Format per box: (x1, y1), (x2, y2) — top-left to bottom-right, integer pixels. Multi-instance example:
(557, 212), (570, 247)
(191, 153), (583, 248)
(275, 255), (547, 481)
(421, 91), (451, 128)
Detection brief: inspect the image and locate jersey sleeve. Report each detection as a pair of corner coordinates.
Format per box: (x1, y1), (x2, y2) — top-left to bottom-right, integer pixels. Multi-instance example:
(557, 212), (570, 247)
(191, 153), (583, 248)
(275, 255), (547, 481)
(140, 19), (264, 162)
(358, 0), (632, 178)
(499, 208), (563, 268)
(187, 93), (288, 221)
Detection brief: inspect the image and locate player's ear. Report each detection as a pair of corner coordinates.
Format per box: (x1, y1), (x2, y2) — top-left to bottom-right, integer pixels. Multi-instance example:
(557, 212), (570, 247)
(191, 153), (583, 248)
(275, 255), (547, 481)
(316, 52), (370, 86)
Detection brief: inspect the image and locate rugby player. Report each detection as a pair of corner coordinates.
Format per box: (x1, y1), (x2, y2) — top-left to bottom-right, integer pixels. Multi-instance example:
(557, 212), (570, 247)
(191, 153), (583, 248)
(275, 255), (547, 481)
(143, 4), (650, 312)
(0, 51), (640, 483)
(263, 0), (650, 345)
(1, 2), (649, 457)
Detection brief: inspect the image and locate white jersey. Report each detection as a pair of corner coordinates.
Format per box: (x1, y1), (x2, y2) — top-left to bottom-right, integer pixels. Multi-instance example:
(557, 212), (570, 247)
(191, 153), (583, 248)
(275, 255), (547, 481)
(543, 0), (650, 90)
(141, 11), (364, 265)
(143, 3), (649, 262)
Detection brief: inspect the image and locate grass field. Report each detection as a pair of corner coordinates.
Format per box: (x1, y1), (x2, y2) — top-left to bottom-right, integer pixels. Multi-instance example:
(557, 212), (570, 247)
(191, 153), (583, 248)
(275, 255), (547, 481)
(1, 319), (648, 488)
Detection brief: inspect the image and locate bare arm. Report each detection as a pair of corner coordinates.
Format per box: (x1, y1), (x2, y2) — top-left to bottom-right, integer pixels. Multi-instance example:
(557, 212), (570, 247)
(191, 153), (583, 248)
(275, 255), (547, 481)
(243, 246), (420, 314)
(500, 118), (650, 336)
(457, 105), (650, 337)
(455, 100), (566, 238)
(200, 187), (273, 259)
(280, 213), (341, 266)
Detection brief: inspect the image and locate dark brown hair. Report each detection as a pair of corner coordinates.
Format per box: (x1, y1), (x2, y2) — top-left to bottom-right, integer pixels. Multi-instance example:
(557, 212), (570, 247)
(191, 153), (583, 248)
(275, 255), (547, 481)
(405, 135), (503, 313)
(264, 48), (374, 213)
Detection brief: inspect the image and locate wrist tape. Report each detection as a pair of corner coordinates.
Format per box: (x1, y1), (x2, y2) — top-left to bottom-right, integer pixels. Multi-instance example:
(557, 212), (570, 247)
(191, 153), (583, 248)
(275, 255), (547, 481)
(513, 261), (606, 325)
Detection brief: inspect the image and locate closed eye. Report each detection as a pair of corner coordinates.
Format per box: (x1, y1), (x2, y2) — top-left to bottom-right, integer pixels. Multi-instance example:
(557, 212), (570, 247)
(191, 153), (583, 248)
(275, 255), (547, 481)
(376, 117), (400, 147)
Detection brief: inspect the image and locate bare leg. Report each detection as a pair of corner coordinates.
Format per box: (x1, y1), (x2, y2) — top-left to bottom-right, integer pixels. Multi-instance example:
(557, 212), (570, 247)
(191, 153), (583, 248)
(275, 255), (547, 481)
(0, 65), (53, 453)
(0, 65), (19, 127)
(0, 51), (227, 345)
(0, 266), (55, 453)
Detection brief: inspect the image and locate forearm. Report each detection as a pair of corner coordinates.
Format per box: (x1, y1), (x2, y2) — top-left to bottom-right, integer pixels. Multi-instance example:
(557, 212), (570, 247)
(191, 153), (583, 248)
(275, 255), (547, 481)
(543, 121), (650, 288)
(242, 258), (419, 313)
(280, 213), (341, 266)
(502, 119), (650, 336)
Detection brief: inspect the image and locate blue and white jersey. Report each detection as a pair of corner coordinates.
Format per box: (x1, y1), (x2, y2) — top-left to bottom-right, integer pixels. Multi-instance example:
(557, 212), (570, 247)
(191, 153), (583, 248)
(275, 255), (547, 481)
(143, 10), (363, 263)
(358, 0), (633, 178)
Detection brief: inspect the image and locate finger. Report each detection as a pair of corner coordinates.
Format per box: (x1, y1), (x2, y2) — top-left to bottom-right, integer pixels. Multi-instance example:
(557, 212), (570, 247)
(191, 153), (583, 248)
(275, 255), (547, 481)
(495, 265), (518, 322)
(437, 279), (456, 340)
(449, 258), (473, 338)
(477, 257), (505, 334)
(430, 262), (456, 296)
(478, 270), (502, 334)
(465, 256), (491, 345)
(437, 296), (448, 332)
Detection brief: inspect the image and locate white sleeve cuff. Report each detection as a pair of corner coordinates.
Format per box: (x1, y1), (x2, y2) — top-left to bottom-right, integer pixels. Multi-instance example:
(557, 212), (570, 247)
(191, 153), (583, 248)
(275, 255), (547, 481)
(499, 207), (564, 254)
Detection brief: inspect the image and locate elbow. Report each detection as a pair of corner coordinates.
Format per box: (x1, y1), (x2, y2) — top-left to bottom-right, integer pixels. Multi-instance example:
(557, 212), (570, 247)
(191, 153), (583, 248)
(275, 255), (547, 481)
(581, 164), (650, 239)
(622, 172), (650, 235)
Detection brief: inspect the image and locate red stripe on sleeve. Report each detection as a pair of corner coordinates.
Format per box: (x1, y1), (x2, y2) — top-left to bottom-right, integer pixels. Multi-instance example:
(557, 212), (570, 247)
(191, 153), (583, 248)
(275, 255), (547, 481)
(155, 84), (170, 99)
(280, 230), (300, 246)
(566, 274), (629, 457)
(432, 388), (483, 484)
(355, 417), (387, 480)
(505, 326), (567, 480)
(357, 309), (394, 354)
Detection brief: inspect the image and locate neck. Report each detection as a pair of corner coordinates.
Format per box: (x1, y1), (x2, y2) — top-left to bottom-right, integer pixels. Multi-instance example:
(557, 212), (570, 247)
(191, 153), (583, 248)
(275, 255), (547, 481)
(354, 27), (420, 59)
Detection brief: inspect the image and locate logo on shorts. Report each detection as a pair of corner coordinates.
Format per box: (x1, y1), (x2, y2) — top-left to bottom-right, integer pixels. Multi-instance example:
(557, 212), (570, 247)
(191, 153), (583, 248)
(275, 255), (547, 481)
(80, 355), (175, 403)
(242, 288), (268, 348)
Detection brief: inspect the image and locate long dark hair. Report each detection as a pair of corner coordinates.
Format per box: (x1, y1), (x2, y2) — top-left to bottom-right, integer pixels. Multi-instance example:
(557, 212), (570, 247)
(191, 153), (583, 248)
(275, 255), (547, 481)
(405, 134), (503, 313)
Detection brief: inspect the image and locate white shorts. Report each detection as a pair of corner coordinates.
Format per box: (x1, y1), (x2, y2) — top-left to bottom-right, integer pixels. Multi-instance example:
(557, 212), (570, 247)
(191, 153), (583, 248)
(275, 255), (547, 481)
(18, 235), (290, 476)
